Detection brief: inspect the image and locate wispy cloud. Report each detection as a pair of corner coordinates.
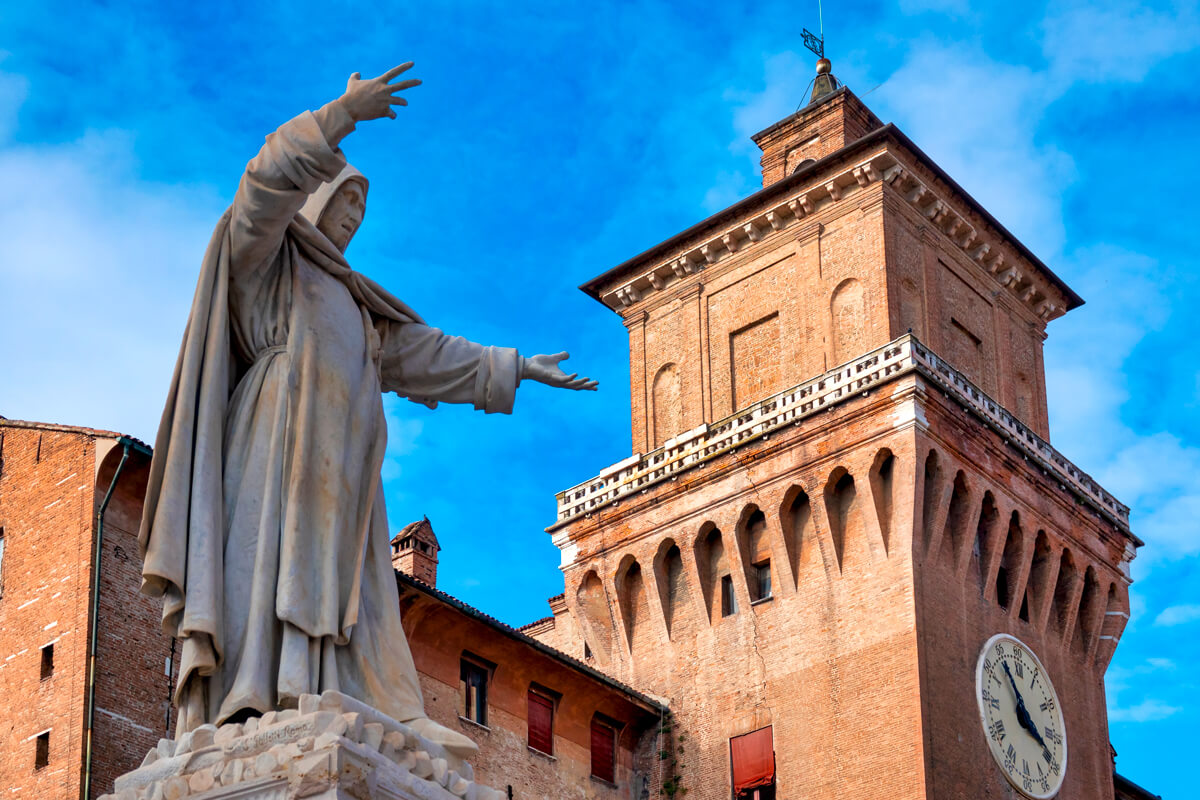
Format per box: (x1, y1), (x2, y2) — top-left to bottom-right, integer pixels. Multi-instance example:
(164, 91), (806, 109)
(1155, 604), (1200, 626)
(1109, 698), (1182, 723)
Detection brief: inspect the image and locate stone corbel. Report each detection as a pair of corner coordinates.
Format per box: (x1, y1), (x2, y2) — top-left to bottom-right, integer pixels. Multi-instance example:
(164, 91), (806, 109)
(766, 210), (787, 231)
(701, 243), (720, 264)
(648, 270), (666, 290)
(743, 221), (764, 242)
(909, 183), (928, 205)
(852, 166), (871, 187)
(884, 165), (908, 185)
(825, 181), (843, 201)
(722, 233), (740, 253)
(671, 257), (696, 278)
(615, 284), (641, 307)
(924, 200), (948, 223)
(997, 266), (1022, 288)
(971, 243), (991, 263)
(1020, 282), (1038, 303)
(959, 225), (977, 249)
(798, 194), (815, 215)
(1035, 300), (1057, 320)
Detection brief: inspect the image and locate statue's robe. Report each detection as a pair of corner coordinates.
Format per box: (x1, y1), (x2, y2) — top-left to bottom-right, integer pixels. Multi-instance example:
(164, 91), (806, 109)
(138, 105), (519, 736)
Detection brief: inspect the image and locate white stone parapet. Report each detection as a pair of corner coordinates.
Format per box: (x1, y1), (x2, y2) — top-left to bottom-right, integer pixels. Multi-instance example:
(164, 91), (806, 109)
(550, 335), (1130, 532)
(100, 691), (504, 800)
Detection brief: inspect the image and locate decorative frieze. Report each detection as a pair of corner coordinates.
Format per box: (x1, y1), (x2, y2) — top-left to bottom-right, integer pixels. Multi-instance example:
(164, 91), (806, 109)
(550, 335), (1129, 533)
(603, 152), (897, 310)
(601, 150), (1068, 324)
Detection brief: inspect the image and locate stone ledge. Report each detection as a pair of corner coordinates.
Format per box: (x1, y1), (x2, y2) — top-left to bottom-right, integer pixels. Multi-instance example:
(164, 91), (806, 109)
(100, 691), (503, 800)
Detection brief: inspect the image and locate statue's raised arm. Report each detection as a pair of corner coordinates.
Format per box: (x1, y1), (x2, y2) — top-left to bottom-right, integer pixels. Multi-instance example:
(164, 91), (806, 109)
(138, 61), (595, 763)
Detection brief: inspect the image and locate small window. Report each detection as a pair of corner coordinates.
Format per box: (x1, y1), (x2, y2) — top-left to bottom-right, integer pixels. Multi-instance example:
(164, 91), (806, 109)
(527, 688), (556, 755)
(721, 575), (738, 617)
(754, 562), (772, 601)
(40, 644), (54, 681)
(460, 659), (489, 726)
(995, 565), (1010, 609)
(590, 717), (617, 783)
(731, 726), (776, 800)
(34, 731), (49, 770)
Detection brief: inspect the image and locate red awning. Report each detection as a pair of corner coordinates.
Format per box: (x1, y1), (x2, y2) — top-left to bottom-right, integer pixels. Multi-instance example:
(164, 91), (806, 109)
(731, 726), (775, 792)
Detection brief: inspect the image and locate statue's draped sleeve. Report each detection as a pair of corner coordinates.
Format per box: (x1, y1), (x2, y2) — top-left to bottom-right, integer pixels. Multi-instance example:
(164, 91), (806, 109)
(377, 323), (520, 414)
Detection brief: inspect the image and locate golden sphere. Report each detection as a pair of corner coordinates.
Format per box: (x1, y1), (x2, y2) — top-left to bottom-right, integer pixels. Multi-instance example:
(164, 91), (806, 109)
(816, 58), (832, 75)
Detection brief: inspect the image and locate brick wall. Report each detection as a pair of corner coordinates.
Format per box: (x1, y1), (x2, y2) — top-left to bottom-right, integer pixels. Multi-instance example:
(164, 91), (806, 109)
(538, 376), (1133, 799)
(398, 580), (661, 799)
(0, 422), (168, 799)
(0, 426), (98, 799)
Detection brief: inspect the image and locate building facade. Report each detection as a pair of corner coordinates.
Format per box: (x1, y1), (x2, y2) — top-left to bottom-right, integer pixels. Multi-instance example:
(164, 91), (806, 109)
(530, 63), (1142, 800)
(0, 419), (170, 799)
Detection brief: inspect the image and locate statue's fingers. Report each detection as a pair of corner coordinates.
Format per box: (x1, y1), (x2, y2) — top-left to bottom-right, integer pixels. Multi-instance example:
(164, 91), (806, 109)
(382, 62), (415, 80)
(562, 372), (579, 382)
(389, 97), (409, 106)
(553, 350), (570, 363)
(388, 78), (422, 91)
(387, 109), (398, 120)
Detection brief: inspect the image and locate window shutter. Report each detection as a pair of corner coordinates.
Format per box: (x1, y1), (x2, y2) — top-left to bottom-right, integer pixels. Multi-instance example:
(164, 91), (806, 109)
(590, 719), (616, 783)
(730, 726), (775, 793)
(527, 691), (554, 754)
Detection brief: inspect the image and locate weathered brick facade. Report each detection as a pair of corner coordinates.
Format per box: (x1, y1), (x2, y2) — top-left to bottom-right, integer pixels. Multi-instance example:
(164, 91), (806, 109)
(0, 420), (170, 799)
(397, 572), (663, 799)
(538, 67), (1139, 800)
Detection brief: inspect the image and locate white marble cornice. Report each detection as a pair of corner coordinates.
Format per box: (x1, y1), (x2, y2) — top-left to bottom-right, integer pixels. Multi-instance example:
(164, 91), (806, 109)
(601, 152), (898, 310)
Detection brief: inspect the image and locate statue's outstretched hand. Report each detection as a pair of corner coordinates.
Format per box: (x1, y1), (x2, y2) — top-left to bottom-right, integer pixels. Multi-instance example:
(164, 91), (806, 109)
(522, 352), (599, 391)
(340, 62), (421, 122)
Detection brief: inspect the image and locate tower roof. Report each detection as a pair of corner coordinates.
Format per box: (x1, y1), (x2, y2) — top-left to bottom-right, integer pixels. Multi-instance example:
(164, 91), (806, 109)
(808, 57), (841, 105)
(391, 515), (440, 552)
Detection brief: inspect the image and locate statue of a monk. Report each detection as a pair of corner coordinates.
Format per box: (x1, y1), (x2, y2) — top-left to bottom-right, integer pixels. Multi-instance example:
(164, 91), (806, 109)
(137, 64), (596, 756)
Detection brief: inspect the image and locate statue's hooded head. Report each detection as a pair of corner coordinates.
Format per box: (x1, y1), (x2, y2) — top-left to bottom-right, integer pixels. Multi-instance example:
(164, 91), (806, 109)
(299, 164), (369, 254)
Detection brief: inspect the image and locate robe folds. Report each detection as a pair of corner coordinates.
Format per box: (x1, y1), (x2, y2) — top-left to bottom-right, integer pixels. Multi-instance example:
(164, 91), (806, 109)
(138, 106), (520, 735)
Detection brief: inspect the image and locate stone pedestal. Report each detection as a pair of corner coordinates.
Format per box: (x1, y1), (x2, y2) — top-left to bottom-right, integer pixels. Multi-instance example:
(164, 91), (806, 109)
(100, 691), (504, 800)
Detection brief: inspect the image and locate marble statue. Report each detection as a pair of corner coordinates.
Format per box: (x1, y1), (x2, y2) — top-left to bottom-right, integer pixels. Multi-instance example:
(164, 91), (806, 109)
(136, 64), (596, 759)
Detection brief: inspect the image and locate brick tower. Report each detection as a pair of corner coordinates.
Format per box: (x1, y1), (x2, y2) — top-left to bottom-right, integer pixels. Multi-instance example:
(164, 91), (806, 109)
(529, 61), (1139, 799)
(0, 419), (171, 799)
(391, 516), (441, 586)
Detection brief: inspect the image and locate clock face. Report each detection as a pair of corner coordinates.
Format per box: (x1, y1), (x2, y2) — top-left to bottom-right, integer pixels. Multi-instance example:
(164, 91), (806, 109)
(976, 634), (1067, 798)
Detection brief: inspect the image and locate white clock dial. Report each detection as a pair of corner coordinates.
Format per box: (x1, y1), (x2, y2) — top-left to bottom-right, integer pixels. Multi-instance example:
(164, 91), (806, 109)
(976, 634), (1067, 798)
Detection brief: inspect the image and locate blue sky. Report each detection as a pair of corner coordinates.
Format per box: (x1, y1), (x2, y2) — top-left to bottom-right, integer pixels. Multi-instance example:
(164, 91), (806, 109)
(1, 0), (1195, 792)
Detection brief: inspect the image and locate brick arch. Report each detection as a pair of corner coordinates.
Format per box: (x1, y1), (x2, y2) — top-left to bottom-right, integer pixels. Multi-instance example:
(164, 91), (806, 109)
(735, 504), (773, 602)
(1096, 581), (1129, 668)
(778, 484), (813, 592)
(1072, 565), (1103, 658)
(651, 362), (682, 447)
(993, 511), (1025, 613)
(939, 470), (972, 569)
(615, 554), (650, 654)
(823, 465), (865, 572)
(1025, 530), (1056, 629)
(575, 569), (615, 666)
(1051, 548), (1080, 639)
(653, 537), (693, 640)
(919, 448), (943, 552)
(693, 521), (732, 623)
(830, 278), (865, 365)
(869, 448), (897, 554)
(969, 490), (1001, 594)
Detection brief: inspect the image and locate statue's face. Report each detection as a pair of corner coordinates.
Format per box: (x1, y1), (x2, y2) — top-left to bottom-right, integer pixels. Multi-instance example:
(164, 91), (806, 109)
(317, 180), (366, 253)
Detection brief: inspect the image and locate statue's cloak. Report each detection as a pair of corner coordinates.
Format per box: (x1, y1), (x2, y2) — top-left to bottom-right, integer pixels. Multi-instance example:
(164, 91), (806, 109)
(138, 109), (518, 733)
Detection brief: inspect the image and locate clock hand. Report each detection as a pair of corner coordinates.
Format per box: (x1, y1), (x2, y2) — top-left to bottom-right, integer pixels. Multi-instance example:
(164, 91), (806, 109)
(1001, 662), (1042, 740)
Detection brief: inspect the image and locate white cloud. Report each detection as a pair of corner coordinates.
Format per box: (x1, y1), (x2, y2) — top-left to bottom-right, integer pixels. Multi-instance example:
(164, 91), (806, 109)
(1043, 0), (1200, 84)
(0, 70), (223, 440)
(1108, 698), (1182, 723)
(1154, 604), (1200, 626)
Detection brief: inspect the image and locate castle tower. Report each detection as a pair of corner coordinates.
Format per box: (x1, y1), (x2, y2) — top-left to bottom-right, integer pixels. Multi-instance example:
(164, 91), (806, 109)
(530, 61), (1138, 800)
(391, 516), (441, 586)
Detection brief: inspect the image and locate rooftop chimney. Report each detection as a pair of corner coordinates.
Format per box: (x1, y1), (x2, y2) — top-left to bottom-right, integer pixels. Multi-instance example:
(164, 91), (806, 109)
(391, 516), (440, 586)
(751, 58), (883, 188)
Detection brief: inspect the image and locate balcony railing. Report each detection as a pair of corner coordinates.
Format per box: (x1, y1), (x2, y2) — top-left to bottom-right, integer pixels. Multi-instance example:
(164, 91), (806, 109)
(550, 335), (1130, 533)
